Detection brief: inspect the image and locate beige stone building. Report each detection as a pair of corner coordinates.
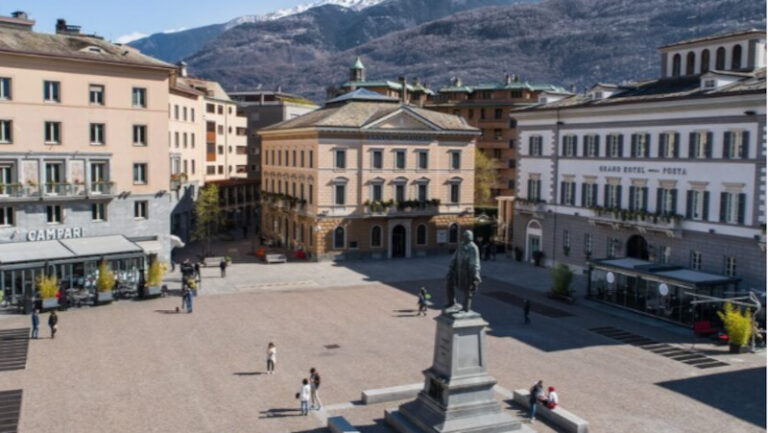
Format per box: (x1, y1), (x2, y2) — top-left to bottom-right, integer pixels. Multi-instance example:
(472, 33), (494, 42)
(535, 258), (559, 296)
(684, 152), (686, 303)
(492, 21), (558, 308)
(0, 14), (176, 306)
(259, 90), (478, 260)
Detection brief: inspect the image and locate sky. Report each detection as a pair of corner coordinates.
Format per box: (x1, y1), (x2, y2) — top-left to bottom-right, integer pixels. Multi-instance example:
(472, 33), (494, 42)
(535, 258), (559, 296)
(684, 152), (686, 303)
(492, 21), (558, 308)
(3, 0), (308, 43)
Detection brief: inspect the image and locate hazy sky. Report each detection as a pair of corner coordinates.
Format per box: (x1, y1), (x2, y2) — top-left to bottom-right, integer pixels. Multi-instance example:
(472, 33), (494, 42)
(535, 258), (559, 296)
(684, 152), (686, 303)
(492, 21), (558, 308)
(3, 0), (308, 42)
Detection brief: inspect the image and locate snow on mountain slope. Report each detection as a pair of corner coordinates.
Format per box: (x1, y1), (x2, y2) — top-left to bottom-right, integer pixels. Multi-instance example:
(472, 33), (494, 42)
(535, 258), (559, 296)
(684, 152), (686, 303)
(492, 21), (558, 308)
(224, 0), (386, 29)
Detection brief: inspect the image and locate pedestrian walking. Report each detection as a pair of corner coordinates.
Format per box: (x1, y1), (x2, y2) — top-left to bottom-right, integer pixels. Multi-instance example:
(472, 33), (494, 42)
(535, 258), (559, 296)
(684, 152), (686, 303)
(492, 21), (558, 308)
(48, 310), (58, 339)
(298, 378), (311, 416)
(309, 367), (322, 410)
(219, 259), (227, 278)
(266, 342), (276, 374)
(528, 380), (544, 423)
(417, 287), (428, 316)
(30, 309), (39, 339)
(193, 262), (201, 279)
(523, 299), (531, 325)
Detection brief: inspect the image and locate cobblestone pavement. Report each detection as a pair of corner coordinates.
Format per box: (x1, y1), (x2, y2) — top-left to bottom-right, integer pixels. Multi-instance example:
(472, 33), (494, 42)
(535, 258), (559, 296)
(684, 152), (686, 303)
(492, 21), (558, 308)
(0, 256), (764, 433)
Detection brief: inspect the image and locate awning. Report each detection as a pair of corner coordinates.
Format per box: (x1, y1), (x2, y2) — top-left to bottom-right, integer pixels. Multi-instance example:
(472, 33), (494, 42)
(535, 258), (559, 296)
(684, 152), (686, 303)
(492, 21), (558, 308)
(170, 235), (185, 249)
(0, 240), (75, 264)
(136, 240), (163, 254)
(60, 235), (143, 257)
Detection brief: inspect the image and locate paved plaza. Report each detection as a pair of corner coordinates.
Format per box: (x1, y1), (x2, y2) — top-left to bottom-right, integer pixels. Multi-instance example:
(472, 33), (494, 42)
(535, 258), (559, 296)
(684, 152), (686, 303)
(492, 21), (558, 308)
(0, 254), (765, 433)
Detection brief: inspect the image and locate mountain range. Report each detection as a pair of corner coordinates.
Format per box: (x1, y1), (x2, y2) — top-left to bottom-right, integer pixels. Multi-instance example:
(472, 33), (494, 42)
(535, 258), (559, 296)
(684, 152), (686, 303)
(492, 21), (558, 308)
(129, 0), (766, 101)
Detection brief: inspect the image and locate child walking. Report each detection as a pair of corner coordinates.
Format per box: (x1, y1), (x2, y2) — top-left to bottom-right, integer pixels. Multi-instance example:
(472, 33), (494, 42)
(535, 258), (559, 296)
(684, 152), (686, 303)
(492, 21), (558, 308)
(266, 342), (276, 374)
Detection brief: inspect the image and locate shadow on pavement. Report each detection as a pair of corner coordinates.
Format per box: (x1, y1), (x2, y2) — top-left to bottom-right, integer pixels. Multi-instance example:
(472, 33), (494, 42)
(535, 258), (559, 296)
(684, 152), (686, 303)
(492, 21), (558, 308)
(259, 407), (303, 419)
(233, 371), (263, 376)
(656, 367), (767, 428)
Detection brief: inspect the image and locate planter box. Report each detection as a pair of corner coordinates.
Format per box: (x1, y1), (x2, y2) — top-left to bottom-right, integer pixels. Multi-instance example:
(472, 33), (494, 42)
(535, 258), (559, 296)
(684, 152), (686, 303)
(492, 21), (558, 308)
(729, 344), (749, 354)
(144, 285), (162, 297)
(41, 298), (59, 310)
(95, 291), (113, 305)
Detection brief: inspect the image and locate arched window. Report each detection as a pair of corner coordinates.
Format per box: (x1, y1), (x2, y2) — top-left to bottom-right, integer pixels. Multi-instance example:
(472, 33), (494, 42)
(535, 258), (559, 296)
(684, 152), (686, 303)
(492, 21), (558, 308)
(449, 223), (459, 243)
(671, 53), (681, 77)
(333, 226), (345, 249)
(700, 49), (710, 73)
(685, 51), (695, 75)
(731, 44), (742, 69)
(371, 225), (382, 248)
(416, 224), (427, 245)
(715, 47), (726, 70)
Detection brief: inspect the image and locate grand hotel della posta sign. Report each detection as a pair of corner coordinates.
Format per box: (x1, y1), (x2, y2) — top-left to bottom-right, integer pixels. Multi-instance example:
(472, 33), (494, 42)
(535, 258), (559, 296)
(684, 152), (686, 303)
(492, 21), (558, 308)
(27, 227), (84, 242)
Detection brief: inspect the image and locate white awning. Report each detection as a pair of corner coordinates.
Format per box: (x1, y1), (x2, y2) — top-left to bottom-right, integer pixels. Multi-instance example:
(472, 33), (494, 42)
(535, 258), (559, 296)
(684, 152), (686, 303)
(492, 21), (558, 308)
(60, 235), (143, 257)
(136, 240), (163, 254)
(170, 235), (185, 249)
(0, 240), (75, 264)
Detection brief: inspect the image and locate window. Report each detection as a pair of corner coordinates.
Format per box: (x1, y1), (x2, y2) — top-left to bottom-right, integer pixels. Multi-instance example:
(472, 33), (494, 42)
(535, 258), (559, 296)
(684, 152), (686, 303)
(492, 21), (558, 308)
(686, 190), (709, 221)
(217, 125), (224, 135)
(715, 47), (726, 70)
(174, 105), (179, 120)
(583, 134), (600, 157)
(658, 132), (679, 158)
(0, 207), (13, 226)
(89, 85), (104, 105)
(206, 166), (215, 175)
(292, 150), (297, 167)
(219, 146), (224, 155)
(371, 226), (382, 248)
(604, 184), (621, 208)
(720, 192), (746, 224)
(371, 183), (383, 202)
(480, 108), (486, 119)
(671, 54), (681, 77)
(333, 227), (345, 249)
(689, 131), (711, 159)
(685, 51), (695, 75)
(494, 108), (503, 120)
(508, 159), (516, 169)
(134, 201), (148, 219)
(44, 81), (60, 102)
(417, 183), (428, 202)
(334, 183), (345, 205)
(309, 150), (314, 168)
(449, 223), (459, 243)
(630, 133), (650, 157)
(0, 120), (11, 143)
(133, 125), (147, 146)
(563, 230), (570, 253)
(395, 183), (406, 202)
(44, 122), (61, 144)
(395, 150), (406, 169)
(468, 109), (474, 119)
(206, 103), (215, 113)
(690, 251), (702, 270)
(416, 224), (427, 245)
(723, 130), (749, 159)
(191, 160), (195, 174)
(133, 163), (147, 184)
(300, 151), (305, 167)
(606, 134), (623, 157)
(418, 151), (428, 169)
(335, 149), (346, 169)
(607, 237), (618, 258)
(628, 186), (648, 211)
(493, 149), (502, 159)
(731, 45), (742, 69)
(91, 203), (106, 221)
(529, 136), (543, 156)
(46, 205), (62, 223)
(582, 183), (598, 207)
(724, 256), (736, 277)
(191, 108), (195, 122)
(0, 77), (10, 100)
(309, 184), (313, 204)
(450, 183), (460, 203)
(584, 233), (593, 255)
(562, 135), (577, 156)
(451, 151), (461, 169)
(132, 87), (146, 107)
(700, 49), (710, 73)
(183, 133), (188, 148)
(560, 181), (576, 205)
(90, 123), (105, 145)
(173, 132), (179, 148)
(372, 150), (383, 169)
(656, 188), (677, 214)
(494, 128), (503, 140)
(508, 179), (515, 190)
(217, 105), (223, 115)
(527, 179), (541, 201)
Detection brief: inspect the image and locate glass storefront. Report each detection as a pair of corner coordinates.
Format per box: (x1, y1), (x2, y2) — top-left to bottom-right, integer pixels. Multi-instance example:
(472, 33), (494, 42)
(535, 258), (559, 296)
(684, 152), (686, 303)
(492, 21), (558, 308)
(589, 258), (739, 327)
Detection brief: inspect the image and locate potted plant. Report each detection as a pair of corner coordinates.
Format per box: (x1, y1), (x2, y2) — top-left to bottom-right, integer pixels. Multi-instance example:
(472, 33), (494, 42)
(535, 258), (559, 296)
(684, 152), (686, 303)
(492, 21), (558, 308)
(514, 246), (523, 262)
(95, 261), (115, 305)
(36, 274), (59, 310)
(144, 261), (167, 297)
(549, 264), (575, 304)
(717, 302), (752, 353)
(532, 250), (545, 267)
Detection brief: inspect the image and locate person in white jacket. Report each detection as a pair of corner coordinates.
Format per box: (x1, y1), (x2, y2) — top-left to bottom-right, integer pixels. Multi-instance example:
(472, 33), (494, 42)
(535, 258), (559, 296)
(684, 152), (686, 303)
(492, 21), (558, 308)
(546, 386), (559, 409)
(299, 379), (311, 416)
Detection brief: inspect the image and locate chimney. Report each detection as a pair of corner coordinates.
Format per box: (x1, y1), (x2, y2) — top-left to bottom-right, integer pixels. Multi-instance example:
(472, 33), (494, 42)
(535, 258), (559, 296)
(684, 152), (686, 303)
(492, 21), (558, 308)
(177, 61), (188, 78)
(55, 19), (81, 35)
(0, 11), (35, 31)
(398, 76), (408, 103)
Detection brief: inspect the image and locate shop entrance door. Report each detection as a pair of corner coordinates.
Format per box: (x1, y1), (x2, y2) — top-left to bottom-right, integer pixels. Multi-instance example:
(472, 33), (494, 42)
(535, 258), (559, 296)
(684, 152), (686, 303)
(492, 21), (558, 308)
(392, 225), (406, 258)
(626, 235), (649, 260)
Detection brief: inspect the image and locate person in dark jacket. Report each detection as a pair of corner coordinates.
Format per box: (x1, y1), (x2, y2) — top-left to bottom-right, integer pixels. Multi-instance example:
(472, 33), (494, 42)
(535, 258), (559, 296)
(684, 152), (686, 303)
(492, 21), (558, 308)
(523, 299), (531, 325)
(48, 311), (58, 339)
(219, 260), (227, 278)
(31, 309), (40, 339)
(529, 380), (545, 423)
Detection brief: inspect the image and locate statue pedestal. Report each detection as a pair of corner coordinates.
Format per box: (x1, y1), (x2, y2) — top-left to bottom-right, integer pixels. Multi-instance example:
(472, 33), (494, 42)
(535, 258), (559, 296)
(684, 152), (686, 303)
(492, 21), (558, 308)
(385, 311), (531, 433)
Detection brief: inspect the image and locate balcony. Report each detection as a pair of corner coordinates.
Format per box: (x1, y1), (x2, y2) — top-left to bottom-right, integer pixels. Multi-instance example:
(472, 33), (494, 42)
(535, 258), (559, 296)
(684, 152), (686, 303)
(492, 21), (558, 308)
(0, 181), (113, 201)
(88, 181), (115, 196)
(0, 183), (25, 199)
(515, 199), (546, 217)
(362, 199), (441, 217)
(588, 208), (682, 238)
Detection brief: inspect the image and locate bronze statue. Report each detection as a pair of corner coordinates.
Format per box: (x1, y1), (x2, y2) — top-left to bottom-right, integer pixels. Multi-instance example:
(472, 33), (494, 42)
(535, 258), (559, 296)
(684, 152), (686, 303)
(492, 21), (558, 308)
(445, 230), (481, 313)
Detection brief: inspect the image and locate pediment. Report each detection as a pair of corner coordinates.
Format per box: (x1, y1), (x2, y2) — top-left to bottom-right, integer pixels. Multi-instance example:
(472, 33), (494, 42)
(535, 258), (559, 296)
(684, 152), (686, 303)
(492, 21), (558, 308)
(364, 109), (439, 131)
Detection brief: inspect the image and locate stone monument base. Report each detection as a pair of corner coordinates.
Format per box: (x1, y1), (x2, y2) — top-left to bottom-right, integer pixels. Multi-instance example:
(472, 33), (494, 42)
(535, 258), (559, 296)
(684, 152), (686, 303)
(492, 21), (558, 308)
(385, 311), (532, 433)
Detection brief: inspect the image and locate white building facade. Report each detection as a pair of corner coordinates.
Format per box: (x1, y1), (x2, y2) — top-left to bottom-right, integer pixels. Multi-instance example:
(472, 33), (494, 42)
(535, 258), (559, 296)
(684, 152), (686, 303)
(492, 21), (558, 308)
(512, 30), (766, 292)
